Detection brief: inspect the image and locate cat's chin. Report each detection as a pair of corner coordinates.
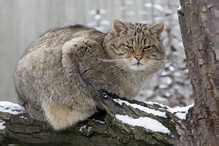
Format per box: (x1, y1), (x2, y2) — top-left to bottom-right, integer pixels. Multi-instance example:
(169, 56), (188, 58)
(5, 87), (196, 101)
(128, 63), (147, 71)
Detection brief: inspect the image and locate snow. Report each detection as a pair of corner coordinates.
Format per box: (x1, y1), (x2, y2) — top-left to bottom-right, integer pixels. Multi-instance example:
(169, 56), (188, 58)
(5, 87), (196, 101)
(79, 125), (92, 132)
(146, 101), (194, 120)
(173, 72), (181, 77)
(19, 116), (28, 119)
(178, 5), (182, 10)
(159, 84), (168, 88)
(102, 93), (109, 99)
(0, 120), (5, 130)
(0, 101), (26, 130)
(184, 69), (189, 73)
(116, 114), (170, 134)
(92, 119), (105, 124)
(145, 101), (169, 109)
(95, 14), (101, 20)
(164, 92), (171, 97)
(0, 101), (25, 115)
(79, 125), (87, 132)
(114, 99), (167, 118)
(167, 104), (194, 120)
(169, 66), (175, 71)
(161, 71), (170, 76)
(175, 112), (187, 119)
(163, 76), (172, 85)
(88, 126), (92, 132)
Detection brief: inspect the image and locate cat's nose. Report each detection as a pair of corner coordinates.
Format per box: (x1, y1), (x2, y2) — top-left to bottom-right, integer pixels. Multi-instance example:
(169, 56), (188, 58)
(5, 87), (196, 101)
(135, 55), (142, 61)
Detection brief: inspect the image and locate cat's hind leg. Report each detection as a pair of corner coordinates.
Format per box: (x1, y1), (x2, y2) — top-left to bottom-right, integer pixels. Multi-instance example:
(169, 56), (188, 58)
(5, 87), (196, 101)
(42, 100), (97, 130)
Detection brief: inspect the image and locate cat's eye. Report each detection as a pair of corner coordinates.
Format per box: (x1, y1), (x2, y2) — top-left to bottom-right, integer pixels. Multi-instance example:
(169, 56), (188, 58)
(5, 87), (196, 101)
(125, 45), (134, 52)
(143, 46), (152, 52)
(126, 45), (133, 49)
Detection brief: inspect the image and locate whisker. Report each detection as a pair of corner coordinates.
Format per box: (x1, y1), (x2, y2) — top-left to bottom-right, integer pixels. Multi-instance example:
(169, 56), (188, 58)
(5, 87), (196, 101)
(99, 61), (127, 73)
(145, 60), (164, 71)
(120, 62), (129, 70)
(149, 59), (171, 63)
(98, 58), (126, 63)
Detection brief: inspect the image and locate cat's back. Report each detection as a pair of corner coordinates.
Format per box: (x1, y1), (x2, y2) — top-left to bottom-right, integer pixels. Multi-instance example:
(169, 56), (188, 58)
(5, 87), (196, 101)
(24, 24), (105, 55)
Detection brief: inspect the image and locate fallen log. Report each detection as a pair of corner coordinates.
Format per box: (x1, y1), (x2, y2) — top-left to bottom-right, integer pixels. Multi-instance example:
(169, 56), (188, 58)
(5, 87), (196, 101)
(0, 92), (193, 145)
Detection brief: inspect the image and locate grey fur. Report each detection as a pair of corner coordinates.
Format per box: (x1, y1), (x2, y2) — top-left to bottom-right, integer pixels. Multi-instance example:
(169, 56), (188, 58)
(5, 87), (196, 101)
(14, 19), (165, 130)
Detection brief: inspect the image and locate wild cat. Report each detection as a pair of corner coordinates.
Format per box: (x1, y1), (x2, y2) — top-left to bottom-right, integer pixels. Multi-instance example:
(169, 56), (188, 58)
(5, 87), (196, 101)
(14, 19), (165, 130)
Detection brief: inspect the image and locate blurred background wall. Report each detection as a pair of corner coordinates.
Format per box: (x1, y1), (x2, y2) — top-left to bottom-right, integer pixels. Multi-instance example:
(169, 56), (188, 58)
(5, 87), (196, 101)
(0, 0), (192, 107)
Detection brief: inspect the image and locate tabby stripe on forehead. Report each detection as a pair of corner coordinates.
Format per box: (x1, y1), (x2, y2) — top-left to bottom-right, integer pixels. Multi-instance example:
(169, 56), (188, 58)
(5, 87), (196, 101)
(140, 36), (144, 44)
(135, 35), (139, 44)
(139, 32), (145, 44)
(137, 25), (140, 32)
(134, 30), (137, 36)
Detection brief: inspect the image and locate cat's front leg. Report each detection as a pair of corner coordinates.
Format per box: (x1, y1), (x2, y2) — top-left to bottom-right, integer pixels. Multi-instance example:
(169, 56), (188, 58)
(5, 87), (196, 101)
(39, 37), (99, 130)
(61, 37), (98, 75)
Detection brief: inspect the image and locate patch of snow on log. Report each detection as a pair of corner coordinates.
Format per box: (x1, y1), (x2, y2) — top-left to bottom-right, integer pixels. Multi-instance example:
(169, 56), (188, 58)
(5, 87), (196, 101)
(146, 101), (194, 120)
(116, 114), (170, 134)
(0, 120), (5, 130)
(168, 104), (194, 120)
(114, 99), (167, 118)
(0, 101), (25, 115)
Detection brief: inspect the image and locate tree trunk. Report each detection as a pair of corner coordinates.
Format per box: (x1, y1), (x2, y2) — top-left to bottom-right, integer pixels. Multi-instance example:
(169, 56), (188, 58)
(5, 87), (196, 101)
(178, 0), (218, 145)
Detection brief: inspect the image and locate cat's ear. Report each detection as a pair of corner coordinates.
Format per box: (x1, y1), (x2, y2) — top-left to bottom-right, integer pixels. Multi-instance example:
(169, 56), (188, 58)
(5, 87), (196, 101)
(113, 19), (130, 37)
(148, 22), (164, 40)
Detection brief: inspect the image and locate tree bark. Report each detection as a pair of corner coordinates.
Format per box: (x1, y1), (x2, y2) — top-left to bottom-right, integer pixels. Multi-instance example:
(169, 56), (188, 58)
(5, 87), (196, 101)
(178, 0), (218, 145)
(0, 93), (188, 145)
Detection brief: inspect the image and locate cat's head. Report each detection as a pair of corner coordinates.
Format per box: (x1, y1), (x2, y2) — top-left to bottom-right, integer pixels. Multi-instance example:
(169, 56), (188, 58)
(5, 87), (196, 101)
(104, 19), (166, 72)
